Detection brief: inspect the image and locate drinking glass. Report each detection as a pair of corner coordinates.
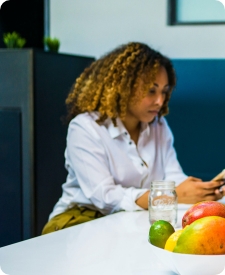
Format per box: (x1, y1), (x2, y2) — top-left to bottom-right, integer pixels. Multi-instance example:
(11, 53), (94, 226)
(148, 180), (177, 227)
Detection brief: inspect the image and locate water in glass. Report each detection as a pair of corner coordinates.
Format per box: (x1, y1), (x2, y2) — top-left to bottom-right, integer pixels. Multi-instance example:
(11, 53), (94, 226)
(149, 181), (177, 227)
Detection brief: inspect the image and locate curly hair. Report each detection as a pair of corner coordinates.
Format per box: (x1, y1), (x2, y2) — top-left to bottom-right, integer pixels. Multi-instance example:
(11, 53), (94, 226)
(65, 42), (176, 125)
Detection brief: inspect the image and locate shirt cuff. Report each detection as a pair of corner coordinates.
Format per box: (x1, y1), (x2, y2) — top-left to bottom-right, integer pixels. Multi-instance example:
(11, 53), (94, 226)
(118, 187), (149, 212)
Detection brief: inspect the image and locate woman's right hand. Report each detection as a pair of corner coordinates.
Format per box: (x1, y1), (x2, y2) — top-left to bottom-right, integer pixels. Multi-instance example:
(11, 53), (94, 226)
(176, 176), (224, 204)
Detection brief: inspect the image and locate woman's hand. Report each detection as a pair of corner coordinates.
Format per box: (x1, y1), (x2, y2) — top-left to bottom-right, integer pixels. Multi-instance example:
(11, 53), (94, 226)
(218, 181), (225, 197)
(176, 176), (224, 204)
(135, 191), (150, 209)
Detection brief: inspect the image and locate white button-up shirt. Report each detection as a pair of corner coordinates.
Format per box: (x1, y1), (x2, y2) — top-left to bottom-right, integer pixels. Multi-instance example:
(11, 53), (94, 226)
(49, 112), (187, 219)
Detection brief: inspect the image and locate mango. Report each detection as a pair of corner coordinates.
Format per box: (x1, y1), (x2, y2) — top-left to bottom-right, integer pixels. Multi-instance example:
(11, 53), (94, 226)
(182, 201), (225, 228)
(173, 216), (225, 255)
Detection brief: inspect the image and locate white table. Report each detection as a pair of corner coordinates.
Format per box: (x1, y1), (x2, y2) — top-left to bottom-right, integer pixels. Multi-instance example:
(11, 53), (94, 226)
(0, 205), (190, 275)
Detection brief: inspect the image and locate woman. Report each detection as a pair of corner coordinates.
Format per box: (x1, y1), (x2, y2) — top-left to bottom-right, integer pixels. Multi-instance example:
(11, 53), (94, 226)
(42, 42), (224, 234)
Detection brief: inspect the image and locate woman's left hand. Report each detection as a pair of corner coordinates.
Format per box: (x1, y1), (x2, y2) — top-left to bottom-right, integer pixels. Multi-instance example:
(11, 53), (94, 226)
(135, 191), (150, 209)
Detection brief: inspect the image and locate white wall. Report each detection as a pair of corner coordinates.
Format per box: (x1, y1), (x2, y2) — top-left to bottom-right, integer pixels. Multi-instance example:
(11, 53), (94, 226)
(50, 0), (225, 59)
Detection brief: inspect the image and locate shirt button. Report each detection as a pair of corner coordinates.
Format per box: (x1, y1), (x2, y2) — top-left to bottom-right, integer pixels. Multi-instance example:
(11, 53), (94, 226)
(125, 132), (128, 135)
(141, 163), (144, 166)
(129, 141), (132, 145)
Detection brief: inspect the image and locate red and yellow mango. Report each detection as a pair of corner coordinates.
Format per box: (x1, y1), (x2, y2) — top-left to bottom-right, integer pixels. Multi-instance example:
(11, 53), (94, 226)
(174, 216), (225, 255)
(182, 201), (225, 228)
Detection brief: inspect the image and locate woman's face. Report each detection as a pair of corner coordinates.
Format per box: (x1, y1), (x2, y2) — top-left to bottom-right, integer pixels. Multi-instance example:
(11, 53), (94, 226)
(126, 66), (169, 124)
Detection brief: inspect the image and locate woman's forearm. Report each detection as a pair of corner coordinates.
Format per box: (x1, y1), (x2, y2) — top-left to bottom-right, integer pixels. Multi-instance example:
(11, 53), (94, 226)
(135, 191), (150, 209)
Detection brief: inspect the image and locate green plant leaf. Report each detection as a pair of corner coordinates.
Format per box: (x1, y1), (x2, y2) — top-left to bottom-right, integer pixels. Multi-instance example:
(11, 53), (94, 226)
(3, 32), (26, 49)
(43, 37), (60, 52)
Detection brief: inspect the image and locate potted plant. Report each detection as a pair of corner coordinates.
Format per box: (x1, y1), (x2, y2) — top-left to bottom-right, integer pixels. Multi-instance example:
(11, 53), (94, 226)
(43, 37), (60, 52)
(3, 32), (26, 48)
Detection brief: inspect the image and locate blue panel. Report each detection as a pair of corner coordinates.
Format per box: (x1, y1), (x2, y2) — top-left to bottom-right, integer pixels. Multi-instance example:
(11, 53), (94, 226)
(167, 59), (225, 180)
(0, 109), (22, 247)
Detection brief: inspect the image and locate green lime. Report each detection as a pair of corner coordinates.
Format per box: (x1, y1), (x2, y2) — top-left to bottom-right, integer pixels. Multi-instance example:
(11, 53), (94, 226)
(149, 220), (175, 249)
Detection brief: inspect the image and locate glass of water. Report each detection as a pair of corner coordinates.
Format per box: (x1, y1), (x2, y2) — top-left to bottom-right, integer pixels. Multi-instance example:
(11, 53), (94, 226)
(148, 180), (177, 227)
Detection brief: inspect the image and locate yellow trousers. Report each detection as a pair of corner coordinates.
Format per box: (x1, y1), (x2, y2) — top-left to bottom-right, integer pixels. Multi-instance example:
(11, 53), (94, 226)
(42, 205), (104, 235)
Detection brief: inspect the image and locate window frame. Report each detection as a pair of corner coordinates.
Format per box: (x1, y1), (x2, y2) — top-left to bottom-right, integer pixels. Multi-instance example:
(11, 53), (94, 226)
(168, 0), (225, 25)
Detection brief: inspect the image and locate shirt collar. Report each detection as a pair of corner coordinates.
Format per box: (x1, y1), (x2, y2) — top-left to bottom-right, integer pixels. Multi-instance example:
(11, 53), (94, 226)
(106, 117), (150, 139)
(106, 117), (127, 139)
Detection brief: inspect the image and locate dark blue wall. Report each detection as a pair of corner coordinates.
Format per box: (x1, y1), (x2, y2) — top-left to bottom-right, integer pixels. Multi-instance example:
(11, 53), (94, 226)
(167, 59), (225, 181)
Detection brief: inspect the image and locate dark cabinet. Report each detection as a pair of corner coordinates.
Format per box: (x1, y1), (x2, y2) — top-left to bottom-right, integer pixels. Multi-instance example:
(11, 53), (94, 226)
(0, 49), (95, 246)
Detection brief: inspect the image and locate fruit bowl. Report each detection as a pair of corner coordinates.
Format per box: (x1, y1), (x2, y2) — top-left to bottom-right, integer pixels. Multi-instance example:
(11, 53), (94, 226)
(149, 242), (225, 275)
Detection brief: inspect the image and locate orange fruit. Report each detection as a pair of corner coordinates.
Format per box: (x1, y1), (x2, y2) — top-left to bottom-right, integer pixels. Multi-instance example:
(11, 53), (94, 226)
(164, 229), (184, 251)
(174, 216), (225, 255)
(149, 220), (175, 249)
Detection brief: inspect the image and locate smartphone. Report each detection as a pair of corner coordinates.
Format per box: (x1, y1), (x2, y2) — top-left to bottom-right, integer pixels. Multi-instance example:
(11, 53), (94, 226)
(211, 169), (225, 182)
(212, 169), (225, 192)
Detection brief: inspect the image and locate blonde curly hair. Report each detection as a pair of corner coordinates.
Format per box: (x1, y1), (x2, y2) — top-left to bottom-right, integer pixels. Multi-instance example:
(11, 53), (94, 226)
(66, 42), (176, 125)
